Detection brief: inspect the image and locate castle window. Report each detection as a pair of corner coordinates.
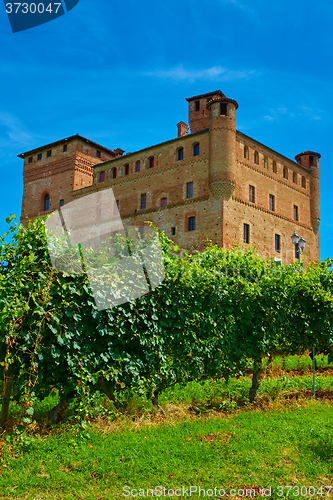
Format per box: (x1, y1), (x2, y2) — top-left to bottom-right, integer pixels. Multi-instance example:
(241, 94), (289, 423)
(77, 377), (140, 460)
(243, 223), (250, 244)
(293, 205), (299, 221)
(309, 155), (314, 166)
(47, 150), (52, 157)
(63, 144), (67, 152)
(220, 103), (227, 116)
(148, 157), (154, 169)
(273, 160), (277, 173)
(135, 160), (141, 172)
(264, 156), (268, 169)
(99, 171), (105, 182)
(293, 172), (297, 184)
(28, 156), (33, 163)
(96, 150), (101, 158)
(161, 197), (167, 207)
(44, 194), (50, 211)
(275, 234), (281, 253)
(269, 194), (275, 211)
(254, 151), (259, 165)
(192, 143), (200, 156)
(283, 166), (288, 179)
(188, 216), (195, 231)
(171, 227), (176, 235)
(249, 185), (255, 203)
(177, 147), (184, 161)
(195, 100), (200, 111)
(60, 199), (64, 207)
(302, 176), (306, 188)
(244, 146), (249, 160)
(122, 164), (129, 176)
(140, 193), (147, 209)
(112, 167), (117, 179)
(37, 153), (42, 161)
(187, 181), (193, 198)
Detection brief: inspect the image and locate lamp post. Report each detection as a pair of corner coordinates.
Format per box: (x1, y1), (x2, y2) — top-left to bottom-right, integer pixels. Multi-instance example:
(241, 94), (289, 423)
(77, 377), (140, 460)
(291, 232), (315, 399)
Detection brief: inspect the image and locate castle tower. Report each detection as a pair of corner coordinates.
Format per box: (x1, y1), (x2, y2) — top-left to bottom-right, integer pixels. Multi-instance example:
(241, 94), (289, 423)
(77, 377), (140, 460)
(207, 96), (238, 200)
(186, 90), (226, 134)
(295, 151), (321, 234)
(19, 134), (117, 225)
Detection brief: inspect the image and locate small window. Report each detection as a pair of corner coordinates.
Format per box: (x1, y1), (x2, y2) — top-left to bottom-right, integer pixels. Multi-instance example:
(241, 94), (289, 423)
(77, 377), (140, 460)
(177, 147), (184, 161)
(99, 171), (105, 183)
(188, 216), (195, 231)
(171, 227), (176, 236)
(140, 193), (147, 209)
(309, 155), (314, 167)
(97, 150), (101, 158)
(264, 156), (268, 169)
(195, 100), (200, 111)
(243, 223), (250, 244)
(44, 194), (50, 211)
(302, 176), (306, 188)
(60, 199), (64, 207)
(283, 166), (288, 179)
(161, 197), (167, 207)
(187, 181), (193, 199)
(244, 146), (249, 160)
(249, 185), (255, 203)
(275, 234), (281, 253)
(273, 160), (277, 173)
(293, 205), (299, 221)
(293, 172), (297, 184)
(37, 153), (42, 161)
(122, 164), (129, 176)
(220, 103), (227, 116)
(28, 156), (33, 164)
(47, 150), (52, 157)
(63, 144), (67, 152)
(112, 168), (117, 179)
(269, 194), (275, 211)
(193, 143), (200, 157)
(149, 157), (154, 169)
(135, 160), (140, 172)
(254, 151), (259, 165)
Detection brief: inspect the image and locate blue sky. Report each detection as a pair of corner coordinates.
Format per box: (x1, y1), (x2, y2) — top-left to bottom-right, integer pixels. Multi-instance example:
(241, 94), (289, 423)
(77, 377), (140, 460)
(0, 0), (332, 260)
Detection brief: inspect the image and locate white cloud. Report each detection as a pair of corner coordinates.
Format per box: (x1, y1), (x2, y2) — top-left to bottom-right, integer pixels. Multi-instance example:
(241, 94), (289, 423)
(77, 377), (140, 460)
(142, 65), (257, 83)
(0, 112), (33, 147)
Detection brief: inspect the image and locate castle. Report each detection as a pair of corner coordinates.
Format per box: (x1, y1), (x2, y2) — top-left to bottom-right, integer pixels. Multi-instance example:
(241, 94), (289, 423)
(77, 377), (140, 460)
(19, 90), (320, 266)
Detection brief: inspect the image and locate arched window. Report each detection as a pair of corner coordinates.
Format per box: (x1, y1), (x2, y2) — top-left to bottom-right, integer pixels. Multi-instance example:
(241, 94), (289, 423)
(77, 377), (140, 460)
(244, 146), (249, 160)
(272, 160), (277, 173)
(264, 156), (268, 169)
(177, 147), (184, 161)
(122, 164), (129, 176)
(161, 197), (167, 207)
(293, 172), (297, 184)
(60, 199), (64, 207)
(135, 160), (141, 172)
(99, 171), (105, 183)
(148, 156), (154, 169)
(192, 143), (200, 156)
(44, 194), (50, 211)
(302, 176), (306, 188)
(283, 166), (288, 179)
(254, 150), (259, 165)
(111, 168), (117, 179)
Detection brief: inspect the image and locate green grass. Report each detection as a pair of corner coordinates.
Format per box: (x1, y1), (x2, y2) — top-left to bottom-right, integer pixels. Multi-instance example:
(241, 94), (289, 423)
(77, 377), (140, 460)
(1, 355), (333, 499)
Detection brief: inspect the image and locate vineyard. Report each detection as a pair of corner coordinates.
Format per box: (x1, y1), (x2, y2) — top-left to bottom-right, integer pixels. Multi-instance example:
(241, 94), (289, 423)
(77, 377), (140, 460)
(1, 214), (333, 429)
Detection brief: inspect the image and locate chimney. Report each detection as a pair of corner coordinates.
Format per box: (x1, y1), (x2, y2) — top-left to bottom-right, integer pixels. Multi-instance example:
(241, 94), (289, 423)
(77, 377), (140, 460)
(113, 148), (125, 157)
(177, 121), (188, 137)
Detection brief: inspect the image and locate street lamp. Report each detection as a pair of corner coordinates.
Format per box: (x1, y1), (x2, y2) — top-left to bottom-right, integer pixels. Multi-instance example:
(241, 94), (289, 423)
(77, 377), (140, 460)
(291, 232), (306, 260)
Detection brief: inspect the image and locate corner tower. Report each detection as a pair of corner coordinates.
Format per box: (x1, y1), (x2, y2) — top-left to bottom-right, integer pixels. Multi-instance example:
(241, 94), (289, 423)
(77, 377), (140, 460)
(207, 96), (238, 200)
(295, 151), (321, 234)
(186, 90), (226, 134)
